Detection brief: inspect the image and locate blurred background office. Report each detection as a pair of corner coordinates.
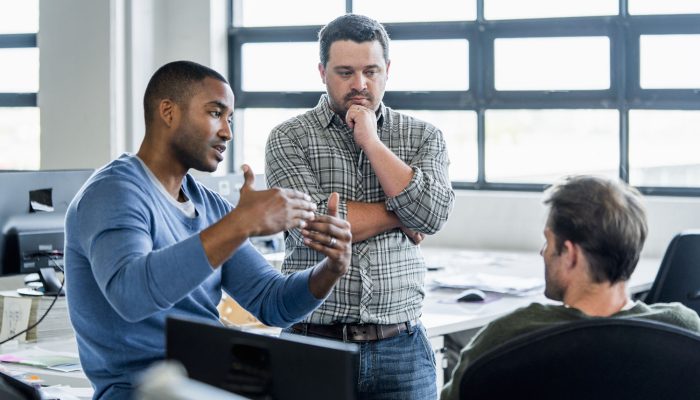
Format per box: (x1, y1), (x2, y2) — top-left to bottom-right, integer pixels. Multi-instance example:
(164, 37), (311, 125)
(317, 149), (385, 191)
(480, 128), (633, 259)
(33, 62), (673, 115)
(1, 0), (700, 259)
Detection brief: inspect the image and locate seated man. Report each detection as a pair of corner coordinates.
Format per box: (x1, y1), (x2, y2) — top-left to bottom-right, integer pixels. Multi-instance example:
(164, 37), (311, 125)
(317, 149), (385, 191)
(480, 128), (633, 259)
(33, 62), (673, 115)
(441, 175), (700, 400)
(64, 61), (352, 399)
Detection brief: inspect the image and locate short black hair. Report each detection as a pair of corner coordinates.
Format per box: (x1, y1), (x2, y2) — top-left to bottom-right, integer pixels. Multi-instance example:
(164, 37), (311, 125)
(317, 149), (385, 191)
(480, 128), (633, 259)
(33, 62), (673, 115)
(544, 176), (648, 284)
(318, 14), (390, 67)
(143, 60), (228, 126)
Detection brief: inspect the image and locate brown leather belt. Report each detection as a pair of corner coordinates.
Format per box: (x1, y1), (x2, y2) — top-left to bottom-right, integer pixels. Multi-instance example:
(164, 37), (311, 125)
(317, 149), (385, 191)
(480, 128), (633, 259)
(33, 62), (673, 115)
(291, 320), (418, 343)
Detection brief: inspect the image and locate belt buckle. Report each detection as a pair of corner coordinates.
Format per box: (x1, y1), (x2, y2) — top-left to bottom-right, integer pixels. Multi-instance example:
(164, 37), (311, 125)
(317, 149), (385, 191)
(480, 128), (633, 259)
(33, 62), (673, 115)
(342, 324), (348, 342)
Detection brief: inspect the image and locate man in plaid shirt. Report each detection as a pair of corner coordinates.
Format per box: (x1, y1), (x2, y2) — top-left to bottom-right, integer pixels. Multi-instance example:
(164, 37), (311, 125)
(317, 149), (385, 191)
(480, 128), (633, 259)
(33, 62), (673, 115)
(265, 14), (455, 399)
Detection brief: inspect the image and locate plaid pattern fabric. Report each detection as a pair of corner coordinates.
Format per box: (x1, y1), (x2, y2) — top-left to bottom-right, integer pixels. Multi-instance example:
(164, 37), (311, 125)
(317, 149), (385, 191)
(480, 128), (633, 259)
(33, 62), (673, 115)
(265, 95), (454, 324)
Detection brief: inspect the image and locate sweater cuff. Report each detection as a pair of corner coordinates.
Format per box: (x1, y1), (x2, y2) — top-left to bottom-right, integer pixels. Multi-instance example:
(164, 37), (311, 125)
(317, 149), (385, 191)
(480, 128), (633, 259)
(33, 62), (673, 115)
(283, 267), (328, 319)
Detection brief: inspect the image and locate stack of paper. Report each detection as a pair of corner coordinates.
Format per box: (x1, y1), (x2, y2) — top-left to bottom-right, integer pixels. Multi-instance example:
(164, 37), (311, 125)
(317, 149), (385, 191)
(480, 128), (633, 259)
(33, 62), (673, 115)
(0, 291), (74, 342)
(433, 272), (544, 296)
(0, 347), (81, 372)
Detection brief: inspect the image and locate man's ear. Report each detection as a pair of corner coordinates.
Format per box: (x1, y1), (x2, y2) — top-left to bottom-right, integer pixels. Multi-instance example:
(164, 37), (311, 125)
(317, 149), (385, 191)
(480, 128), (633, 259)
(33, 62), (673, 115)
(159, 99), (178, 128)
(318, 62), (327, 84)
(386, 59), (391, 79)
(561, 240), (579, 270)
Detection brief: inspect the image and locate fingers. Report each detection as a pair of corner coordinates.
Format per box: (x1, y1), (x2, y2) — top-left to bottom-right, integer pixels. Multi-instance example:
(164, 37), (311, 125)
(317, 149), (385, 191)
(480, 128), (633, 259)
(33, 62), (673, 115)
(327, 192), (339, 218)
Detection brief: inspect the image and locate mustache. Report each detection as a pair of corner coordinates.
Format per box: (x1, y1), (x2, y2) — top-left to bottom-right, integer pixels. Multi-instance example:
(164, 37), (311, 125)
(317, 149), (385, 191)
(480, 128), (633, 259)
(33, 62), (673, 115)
(344, 90), (373, 102)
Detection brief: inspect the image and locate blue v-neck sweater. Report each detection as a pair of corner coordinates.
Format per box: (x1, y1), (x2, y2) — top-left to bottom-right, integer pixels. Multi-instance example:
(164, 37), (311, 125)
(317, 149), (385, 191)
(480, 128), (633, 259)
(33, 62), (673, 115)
(65, 154), (324, 399)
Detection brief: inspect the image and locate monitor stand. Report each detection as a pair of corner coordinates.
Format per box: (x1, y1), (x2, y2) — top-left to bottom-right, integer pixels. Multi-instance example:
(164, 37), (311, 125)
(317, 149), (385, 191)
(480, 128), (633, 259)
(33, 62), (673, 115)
(38, 267), (65, 296)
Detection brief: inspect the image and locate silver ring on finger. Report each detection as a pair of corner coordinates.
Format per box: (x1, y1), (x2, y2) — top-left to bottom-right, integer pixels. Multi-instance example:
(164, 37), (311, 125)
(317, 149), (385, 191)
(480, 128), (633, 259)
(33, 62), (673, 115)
(328, 237), (337, 247)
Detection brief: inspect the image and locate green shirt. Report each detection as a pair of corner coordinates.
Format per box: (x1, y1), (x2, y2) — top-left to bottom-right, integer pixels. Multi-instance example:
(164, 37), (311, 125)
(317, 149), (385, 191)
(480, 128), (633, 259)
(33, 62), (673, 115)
(441, 301), (700, 400)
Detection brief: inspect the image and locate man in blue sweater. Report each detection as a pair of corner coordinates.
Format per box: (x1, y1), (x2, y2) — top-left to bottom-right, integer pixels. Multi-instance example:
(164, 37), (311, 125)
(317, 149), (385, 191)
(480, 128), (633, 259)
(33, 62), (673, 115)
(64, 60), (352, 399)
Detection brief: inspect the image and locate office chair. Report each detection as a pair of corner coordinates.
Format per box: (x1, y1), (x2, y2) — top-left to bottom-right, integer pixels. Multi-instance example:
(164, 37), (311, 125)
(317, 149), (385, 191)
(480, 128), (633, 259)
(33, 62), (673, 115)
(645, 231), (700, 315)
(458, 318), (700, 400)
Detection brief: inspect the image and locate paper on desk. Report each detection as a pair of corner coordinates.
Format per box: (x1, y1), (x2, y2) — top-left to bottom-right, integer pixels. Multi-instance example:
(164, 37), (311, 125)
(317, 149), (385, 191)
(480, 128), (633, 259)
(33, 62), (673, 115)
(43, 385), (93, 400)
(0, 347), (81, 372)
(433, 272), (544, 296)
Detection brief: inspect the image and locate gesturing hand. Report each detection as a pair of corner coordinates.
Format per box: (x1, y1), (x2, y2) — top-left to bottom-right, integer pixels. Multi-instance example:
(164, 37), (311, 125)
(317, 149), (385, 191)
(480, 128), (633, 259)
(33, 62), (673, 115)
(235, 164), (317, 237)
(301, 192), (352, 276)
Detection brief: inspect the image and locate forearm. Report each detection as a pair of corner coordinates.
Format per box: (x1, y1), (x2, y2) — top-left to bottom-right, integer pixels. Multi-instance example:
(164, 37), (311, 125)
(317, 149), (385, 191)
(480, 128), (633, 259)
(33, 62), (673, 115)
(199, 209), (252, 268)
(363, 140), (414, 197)
(308, 259), (344, 299)
(347, 201), (401, 242)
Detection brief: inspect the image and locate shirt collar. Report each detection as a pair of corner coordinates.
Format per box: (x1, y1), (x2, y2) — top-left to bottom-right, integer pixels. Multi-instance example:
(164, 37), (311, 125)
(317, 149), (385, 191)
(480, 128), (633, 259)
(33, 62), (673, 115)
(315, 94), (386, 129)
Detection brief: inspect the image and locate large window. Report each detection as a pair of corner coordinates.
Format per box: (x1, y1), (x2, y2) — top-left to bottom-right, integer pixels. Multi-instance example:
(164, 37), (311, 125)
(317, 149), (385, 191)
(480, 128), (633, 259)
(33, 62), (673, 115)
(229, 0), (700, 196)
(0, 0), (40, 170)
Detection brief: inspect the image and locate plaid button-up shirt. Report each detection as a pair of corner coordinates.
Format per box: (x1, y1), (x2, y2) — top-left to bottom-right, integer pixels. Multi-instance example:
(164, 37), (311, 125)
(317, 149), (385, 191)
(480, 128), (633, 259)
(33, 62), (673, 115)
(265, 95), (455, 324)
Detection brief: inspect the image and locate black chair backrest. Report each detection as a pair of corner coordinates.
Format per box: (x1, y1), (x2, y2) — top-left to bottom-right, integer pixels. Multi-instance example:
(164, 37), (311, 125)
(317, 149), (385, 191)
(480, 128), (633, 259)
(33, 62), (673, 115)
(459, 318), (700, 400)
(646, 230), (700, 314)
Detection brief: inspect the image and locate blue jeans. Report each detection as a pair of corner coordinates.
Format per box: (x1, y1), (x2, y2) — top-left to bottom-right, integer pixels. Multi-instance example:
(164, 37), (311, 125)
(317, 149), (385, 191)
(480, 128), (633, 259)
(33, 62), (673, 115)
(284, 323), (437, 400)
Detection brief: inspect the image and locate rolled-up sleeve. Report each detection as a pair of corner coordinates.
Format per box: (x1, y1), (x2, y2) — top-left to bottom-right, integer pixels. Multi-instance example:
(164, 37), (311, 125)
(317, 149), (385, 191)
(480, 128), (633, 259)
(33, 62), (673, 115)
(386, 126), (454, 234)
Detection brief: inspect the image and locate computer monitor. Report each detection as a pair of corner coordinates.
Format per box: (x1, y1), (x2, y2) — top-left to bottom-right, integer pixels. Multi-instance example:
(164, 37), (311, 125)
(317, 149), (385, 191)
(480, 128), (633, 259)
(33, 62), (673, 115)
(166, 316), (359, 400)
(0, 169), (93, 276)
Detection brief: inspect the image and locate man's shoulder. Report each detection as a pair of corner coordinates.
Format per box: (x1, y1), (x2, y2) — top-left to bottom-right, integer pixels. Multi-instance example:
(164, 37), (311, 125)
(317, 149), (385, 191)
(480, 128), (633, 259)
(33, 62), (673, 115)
(634, 302), (700, 332)
(271, 109), (322, 135)
(384, 107), (439, 131)
(73, 155), (147, 205)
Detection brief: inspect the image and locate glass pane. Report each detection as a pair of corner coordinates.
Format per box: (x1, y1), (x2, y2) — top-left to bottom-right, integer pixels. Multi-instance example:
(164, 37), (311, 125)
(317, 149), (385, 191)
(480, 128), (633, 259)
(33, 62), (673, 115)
(0, 0), (38, 34)
(629, 0), (700, 15)
(0, 108), (40, 170)
(242, 42), (322, 92)
(353, 0), (476, 23)
(495, 37), (610, 91)
(0, 48), (39, 92)
(640, 35), (700, 89)
(485, 0), (617, 20)
(237, 108), (307, 174)
(389, 40), (468, 91)
(629, 110), (700, 187)
(238, 0), (344, 27)
(396, 110), (477, 182)
(485, 110), (618, 183)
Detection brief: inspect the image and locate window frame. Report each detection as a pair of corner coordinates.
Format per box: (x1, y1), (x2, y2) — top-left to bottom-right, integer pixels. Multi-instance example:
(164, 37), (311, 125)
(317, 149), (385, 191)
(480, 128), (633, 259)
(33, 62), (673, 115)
(228, 0), (700, 196)
(0, 33), (37, 107)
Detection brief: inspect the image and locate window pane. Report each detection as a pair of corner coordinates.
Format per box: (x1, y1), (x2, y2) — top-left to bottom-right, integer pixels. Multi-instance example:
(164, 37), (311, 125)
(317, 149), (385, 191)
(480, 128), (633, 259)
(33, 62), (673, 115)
(242, 42), (321, 92)
(236, 108), (306, 173)
(485, 0), (617, 20)
(353, 0), (476, 23)
(629, 0), (700, 15)
(485, 110), (618, 183)
(389, 40), (468, 91)
(640, 35), (700, 89)
(238, 0), (344, 27)
(396, 110), (477, 182)
(495, 37), (609, 91)
(0, 0), (38, 34)
(0, 48), (39, 92)
(629, 110), (700, 187)
(0, 108), (40, 170)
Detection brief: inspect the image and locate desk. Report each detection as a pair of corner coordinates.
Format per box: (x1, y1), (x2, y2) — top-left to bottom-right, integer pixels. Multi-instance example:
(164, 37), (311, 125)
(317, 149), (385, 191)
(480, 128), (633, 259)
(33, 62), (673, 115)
(419, 247), (661, 387)
(0, 248), (660, 398)
(0, 335), (92, 399)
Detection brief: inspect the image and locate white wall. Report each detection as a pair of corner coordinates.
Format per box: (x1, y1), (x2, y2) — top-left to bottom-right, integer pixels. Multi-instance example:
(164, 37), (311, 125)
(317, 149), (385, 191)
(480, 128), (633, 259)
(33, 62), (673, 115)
(38, 0), (228, 169)
(425, 191), (700, 259)
(36, 0), (700, 257)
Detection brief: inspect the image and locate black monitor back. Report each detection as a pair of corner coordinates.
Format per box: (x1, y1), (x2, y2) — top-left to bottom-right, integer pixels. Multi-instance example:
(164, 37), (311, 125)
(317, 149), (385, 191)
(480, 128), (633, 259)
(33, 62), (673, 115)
(166, 317), (359, 400)
(0, 169), (93, 275)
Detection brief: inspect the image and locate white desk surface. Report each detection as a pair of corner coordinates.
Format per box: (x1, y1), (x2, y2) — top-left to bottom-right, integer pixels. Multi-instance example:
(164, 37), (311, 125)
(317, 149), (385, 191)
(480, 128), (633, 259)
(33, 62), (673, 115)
(0, 335), (92, 399)
(420, 247), (661, 338)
